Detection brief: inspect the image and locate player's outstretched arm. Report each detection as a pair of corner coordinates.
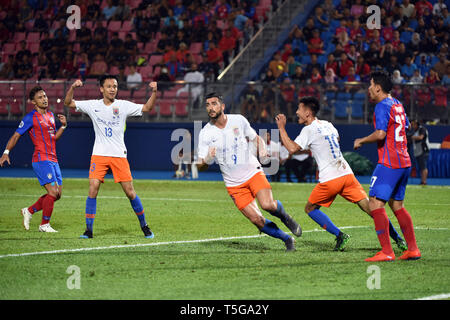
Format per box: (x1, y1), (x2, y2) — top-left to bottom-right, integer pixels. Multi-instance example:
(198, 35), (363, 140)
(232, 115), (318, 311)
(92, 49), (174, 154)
(64, 80), (83, 108)
(142, 82), (157, 112)
(353, 130), (386, 150)
(275, 114), (302, 155)
(196, 147), (216, 172)
(0, 132), (21, 167)
(55, 114), (67, 141)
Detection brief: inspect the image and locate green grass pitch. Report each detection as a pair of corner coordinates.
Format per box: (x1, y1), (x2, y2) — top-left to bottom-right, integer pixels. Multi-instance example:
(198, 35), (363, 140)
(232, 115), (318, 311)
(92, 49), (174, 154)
(0, 177), (449, 300)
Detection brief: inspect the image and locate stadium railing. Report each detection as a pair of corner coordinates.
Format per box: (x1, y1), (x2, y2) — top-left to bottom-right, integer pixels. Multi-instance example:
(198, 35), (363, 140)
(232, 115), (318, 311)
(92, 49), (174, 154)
(0, 80), (448, 125)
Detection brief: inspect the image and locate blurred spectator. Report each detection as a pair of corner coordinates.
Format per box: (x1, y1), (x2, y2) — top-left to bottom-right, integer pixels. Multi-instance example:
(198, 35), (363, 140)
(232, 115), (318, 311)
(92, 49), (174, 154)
(102, 0), (117, 20)
(350, 0), (364, 19)
(15, 41), (32, 64)
(74, 52), (89, 81)
(86, 0), (101, 20)
(309, 67), (323, 84)
(127, 64), (143, 91)
(60, 53), (77, 79)
(205, 42), (222, 79)
(392, 70), (406, 84)
(219, 29), (237, 68)
(291, 66), (307, 84)
(400, 0), (416, 18)
(110, 33), (124, 52)
(154, 66), (174, 94)
(286, 55), (301, 77)
(324, 53), (338, 75)
(34, 13), (49, 33)
(433, 0), (447, 17)
(18, 0), (33, 25)
(262, 68), (276, 83)
(0, 55), (15, 79)
(313, 6), (329, 29)
(433, 53), (450, 79)
(343, 66), (360, 82)
(176, 42), (190, 65)
(441, 65), (450, 84)
(176, 63), (204, 107)
(15, 55), (33, 80)
(425, 69), (440, 84)
(302, 17), (316, 41)
(285, 152), (313, 183)
(166, 54), (184, 80)
(47, 52), (61, 79)
(89, 54), (108, 78)
(117, 65), (128, 91)
(401, 56), (418, 80)
(338, 52), (354, 78)
(305, 54), (322, 78)
(279, 77), (296, 121)
(407, 33), (422, 58)
(112, 0), (131, 21)
(415, 0), (433, 17)
(308, 29), (324, 55)
(124, 34), (138, 61)
(259, 85), (276, 122)
(215, 0), (231, 20)
(3, 10), (19, 34)
(409, 69), (424, 84)
(241, 83), (260, 122)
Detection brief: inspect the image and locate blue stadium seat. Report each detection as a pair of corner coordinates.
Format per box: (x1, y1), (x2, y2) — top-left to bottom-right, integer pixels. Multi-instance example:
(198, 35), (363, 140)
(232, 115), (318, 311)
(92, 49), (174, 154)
(334, 101), (348, 118)
(351, 100), (364, 119)
(353, 92), (366, 101)
(336, 91), (351, 101)
(400, 31), (412, 43)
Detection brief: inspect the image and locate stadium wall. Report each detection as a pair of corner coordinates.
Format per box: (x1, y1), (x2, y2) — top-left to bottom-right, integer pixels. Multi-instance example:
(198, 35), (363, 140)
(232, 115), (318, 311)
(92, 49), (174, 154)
(1, 121), (449, 171)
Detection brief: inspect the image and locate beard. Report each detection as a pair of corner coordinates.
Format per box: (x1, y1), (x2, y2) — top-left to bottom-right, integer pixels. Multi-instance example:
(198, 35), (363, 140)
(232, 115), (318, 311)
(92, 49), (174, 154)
(208, 109), (222, 120)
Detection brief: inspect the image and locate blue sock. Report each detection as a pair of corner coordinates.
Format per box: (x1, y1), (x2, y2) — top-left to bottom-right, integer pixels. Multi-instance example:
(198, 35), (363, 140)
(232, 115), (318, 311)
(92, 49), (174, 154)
(269, 200), (288, 221)
(260, 219), (291, 242)
(130, 195), (147, 228)
(85, 197), (97, 231)
(308, 209), (341, 237)
(388, 219), (402, 241)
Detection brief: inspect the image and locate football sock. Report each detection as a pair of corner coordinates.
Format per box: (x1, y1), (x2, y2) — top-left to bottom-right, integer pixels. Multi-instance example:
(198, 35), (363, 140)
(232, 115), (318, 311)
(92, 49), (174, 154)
(388, 219), (403, 242)
(41, 194), (56, 225)
(394, 207), (418, 251)
(85, 197), (97, 232)
(28, 195), (47, 214)
(268, 200), (288, 222)
(371, 208), (393, 254)
(260, 219), (291, 242)
(130, 195), (147, 228)
(308, 209), (340, 237)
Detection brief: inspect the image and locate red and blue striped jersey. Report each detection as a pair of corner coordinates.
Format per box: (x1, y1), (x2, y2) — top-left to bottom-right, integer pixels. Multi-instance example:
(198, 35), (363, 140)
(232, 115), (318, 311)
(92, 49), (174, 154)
(16, 110), (58, 163)
(373, 96), (411, 169)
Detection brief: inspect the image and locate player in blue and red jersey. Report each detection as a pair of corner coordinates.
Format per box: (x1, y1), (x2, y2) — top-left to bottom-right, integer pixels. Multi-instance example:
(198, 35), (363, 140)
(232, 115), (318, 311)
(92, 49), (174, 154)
(0, 86), (67, 233)
(354, 70), (420, 262)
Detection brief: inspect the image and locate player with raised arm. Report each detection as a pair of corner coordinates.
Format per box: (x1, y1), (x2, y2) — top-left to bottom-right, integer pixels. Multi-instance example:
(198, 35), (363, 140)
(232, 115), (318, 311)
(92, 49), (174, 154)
(64, 75), (157, 239)
(196, 92), (302, 252)
(276, 96), (407, 252)
(0, 86), (67, 232)
(354, 70), (420, 262)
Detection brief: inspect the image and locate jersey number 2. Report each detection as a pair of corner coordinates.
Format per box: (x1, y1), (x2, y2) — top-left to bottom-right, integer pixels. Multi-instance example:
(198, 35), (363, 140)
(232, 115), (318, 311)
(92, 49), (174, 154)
(394, 115), (405, 142)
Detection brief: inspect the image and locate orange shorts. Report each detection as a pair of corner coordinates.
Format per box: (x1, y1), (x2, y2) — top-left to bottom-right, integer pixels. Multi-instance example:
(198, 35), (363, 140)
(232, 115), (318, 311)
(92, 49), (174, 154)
(226, 172), (271, 210)
(308, 174), (367, 207)
(89, 155), (133, 183)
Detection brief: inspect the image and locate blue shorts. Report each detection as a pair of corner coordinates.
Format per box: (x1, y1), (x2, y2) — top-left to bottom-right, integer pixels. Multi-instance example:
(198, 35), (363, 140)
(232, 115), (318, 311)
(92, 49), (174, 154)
(369, 164), (411, 202)
(32, 161), (63, 186)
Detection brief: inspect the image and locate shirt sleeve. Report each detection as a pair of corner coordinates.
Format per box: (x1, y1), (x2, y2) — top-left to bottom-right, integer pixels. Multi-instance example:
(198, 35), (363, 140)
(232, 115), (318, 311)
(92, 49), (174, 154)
(15, 113), (34, 136)
(294, 127), (310, 150)
(124, 100), (144, 117)
(241, 115), (257, 140)
(197, 129), (209, 160)
(374, 103), (389, 132)
(74, 100), (94, 114)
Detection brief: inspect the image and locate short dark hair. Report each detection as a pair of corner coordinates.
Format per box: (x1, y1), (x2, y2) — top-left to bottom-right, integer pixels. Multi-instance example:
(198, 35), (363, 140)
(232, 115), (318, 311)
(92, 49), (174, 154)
(370, 70), (393, 94)
(299, 96), (320, 116)
(205, 92), (224, 104)
(29, 86), (44, 101)
(99, 74), (119, 87)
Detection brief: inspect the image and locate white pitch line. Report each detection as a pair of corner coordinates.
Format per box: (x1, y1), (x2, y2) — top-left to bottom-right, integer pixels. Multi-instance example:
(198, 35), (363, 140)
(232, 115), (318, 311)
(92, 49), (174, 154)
(0, 225), (448, 260)
(415, 293), (450, 300)
(0, 225), (370, 259)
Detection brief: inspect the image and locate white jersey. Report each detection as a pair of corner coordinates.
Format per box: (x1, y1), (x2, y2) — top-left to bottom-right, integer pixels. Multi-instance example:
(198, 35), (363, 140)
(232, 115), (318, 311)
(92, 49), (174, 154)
(75, 99), (143, 158)
(197, 114), (263, 187)
(294, 119), (353, 183)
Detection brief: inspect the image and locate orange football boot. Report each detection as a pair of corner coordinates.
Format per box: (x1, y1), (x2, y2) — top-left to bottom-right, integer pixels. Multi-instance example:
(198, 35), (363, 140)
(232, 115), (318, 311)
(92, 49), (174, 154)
(365, 251), (395, 262)
(398, 249), (421, 260)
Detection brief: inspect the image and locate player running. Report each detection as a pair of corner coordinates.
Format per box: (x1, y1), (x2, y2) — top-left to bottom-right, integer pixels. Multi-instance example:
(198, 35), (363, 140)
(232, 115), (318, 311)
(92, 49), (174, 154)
(276, 96), (407, 252)
(354, 70), (420, 262)
(64, 75), (157, 239)
(0, 86), (67, 232)
(196, 92), (302, 252)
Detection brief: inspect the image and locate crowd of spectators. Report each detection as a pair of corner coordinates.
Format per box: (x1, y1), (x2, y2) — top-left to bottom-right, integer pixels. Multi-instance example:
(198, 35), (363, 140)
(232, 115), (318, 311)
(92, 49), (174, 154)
(242, 0), (449, 122)
(0, 0), (271, 87)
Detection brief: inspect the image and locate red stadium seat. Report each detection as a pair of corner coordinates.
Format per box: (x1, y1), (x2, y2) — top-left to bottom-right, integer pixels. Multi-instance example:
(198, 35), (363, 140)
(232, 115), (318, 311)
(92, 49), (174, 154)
(174, 101), (188, 117)
(27, 32), (40, 43)
(108, 21), (122, 33)
(14, 32), (26, 42)
(10, 101), (23, 116)
(434, 87), (448, 107)
(189, 42), (202, 54)
(2, 43), (16, 55)
(122, 21), (133, 32)
(0, 101), (8, 116)
(159, 100), (173, 117)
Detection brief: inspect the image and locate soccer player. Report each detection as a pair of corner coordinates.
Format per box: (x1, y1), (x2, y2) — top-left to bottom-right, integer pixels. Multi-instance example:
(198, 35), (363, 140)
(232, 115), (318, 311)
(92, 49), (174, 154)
(354, 70), (420, 262)
(196, 92), (302, 252)
(275, 96), (406, 252)
(64, 75), (157, 239)
(0, 86), (67, 232)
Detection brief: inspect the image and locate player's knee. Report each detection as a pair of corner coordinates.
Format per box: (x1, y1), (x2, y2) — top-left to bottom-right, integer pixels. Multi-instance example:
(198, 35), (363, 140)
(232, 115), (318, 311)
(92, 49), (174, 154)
(125, 190), (136, 200)
(261, 200), (277, 212)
